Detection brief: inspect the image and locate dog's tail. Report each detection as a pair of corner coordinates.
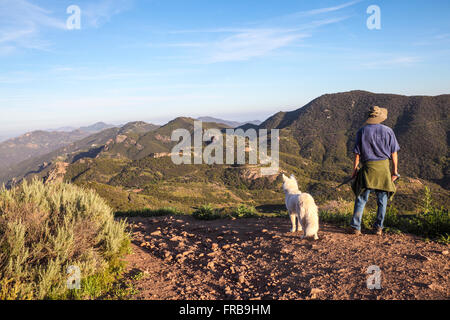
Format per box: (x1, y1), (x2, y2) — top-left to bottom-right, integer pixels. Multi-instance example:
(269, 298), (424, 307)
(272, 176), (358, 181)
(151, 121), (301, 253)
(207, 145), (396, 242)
(300, 195), (319, 239)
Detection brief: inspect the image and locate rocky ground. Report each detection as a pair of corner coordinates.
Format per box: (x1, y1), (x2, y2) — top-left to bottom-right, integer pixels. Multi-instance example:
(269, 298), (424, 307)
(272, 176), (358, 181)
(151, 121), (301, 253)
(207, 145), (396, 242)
(120, 215), (449, 300)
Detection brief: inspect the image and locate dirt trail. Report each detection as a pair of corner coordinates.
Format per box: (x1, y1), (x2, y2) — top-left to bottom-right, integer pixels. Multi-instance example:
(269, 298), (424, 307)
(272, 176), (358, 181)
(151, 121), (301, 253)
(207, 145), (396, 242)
(122, 215), (449, 300)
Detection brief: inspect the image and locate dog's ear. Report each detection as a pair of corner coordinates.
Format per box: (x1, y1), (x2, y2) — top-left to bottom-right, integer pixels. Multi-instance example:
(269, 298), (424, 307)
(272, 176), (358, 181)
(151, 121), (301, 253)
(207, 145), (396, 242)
(282, 173), (287, 181)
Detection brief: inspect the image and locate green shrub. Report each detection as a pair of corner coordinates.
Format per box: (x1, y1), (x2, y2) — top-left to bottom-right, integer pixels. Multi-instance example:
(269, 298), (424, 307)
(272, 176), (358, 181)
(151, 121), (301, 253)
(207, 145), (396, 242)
(319, 210), (352, 227)
(0, 179), (130, 300)
(192, 204), (221, 220)
(384, 205), (400, 227)
(420, 186), (433, 214)
(232, 204), (258, 218)
(360, 210), (375, 230)
(115, 207), (182, 218)
(410, 206), (449, 241)
(319, 188), (449, 242)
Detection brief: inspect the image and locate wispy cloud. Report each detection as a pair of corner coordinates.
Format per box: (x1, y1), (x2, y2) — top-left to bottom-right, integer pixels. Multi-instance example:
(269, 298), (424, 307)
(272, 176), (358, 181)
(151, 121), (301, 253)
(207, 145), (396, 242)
(0, 0), (66, 29)
(208, 28), (310, 62)
(361, 56), (421, 69)
(82, 0), (133, 28)
(0, 0), (66, 53)
(299, 0), (361, 16)
(413, 33), (450, 46)
(147, 42), (209, 48)
(0, 0), (132, 55)
(158, 1), (356, 63)
(252, 0), (360, 27)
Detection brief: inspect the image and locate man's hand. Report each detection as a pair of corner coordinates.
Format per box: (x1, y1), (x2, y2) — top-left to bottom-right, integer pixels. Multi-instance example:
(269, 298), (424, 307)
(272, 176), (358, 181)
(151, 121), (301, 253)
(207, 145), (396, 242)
(352, 154), (360, 179)
(391, 152), (399, 182)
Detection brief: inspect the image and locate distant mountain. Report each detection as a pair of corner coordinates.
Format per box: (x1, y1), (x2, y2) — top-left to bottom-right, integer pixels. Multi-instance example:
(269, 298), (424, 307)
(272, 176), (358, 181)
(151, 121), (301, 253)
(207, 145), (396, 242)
(0, 122), (118, 174)
(90, 117), (229, 160)
(0, 118), (229, 185)
(48, 122), (115, 133)
(0, 130), (91, 171)
(79, 122), (116, 133)
(197, 116), (261, 128)
(0, 135), (11, 143)
(119, 121), (160, 135)
(48, 126), (78, 132)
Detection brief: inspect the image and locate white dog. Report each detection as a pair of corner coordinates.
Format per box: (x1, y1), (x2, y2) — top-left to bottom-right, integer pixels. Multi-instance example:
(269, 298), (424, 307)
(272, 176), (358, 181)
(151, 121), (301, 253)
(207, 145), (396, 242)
(282, 174), (319, 240)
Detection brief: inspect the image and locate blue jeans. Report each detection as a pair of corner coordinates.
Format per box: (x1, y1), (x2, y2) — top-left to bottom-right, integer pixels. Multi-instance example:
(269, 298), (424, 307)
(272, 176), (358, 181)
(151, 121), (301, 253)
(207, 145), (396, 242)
(351, 189), (388, 231)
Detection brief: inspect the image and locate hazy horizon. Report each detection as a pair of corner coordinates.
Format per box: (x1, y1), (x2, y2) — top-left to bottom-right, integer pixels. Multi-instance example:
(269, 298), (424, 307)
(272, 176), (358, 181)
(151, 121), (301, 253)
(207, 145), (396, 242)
(0, 110), (272, 141)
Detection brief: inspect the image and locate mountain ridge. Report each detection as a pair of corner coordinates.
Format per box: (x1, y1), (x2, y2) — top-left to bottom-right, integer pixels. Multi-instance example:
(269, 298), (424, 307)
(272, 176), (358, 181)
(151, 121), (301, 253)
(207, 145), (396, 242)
(0, 118), (229, 185)
(197, 116), (262, 128)
(1, 91), (448, 213)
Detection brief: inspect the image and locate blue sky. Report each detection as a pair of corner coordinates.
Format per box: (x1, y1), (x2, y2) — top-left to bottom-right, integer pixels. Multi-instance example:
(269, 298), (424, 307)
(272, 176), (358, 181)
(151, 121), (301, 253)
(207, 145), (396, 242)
(0, 0), (449, 136)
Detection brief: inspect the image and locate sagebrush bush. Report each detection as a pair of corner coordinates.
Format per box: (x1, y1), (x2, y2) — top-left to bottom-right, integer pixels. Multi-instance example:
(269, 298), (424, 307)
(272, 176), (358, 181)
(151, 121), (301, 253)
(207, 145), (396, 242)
(0, 179), (130, 300)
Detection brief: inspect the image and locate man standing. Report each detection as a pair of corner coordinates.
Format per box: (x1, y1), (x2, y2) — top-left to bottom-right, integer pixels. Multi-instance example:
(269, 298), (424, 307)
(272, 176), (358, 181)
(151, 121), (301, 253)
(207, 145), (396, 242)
(350, 106), (401, 236)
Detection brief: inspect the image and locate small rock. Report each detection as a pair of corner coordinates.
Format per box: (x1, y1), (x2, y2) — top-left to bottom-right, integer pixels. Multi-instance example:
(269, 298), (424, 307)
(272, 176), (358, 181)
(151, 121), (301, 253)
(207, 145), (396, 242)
(262, 229), (268, 233)
(310, 288), (323, 299)
(441, 250), (449, 255)
(428, 283), (439, 290)
(182, 250), (193, 257)
(212, 243), (219, 251)
(238, 275), (245, 284)
(151, 230), (162, 236)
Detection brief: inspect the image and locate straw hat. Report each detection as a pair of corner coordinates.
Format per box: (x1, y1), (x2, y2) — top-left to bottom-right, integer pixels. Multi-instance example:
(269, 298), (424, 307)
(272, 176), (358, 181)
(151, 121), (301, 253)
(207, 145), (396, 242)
(366, 106), (388, 124)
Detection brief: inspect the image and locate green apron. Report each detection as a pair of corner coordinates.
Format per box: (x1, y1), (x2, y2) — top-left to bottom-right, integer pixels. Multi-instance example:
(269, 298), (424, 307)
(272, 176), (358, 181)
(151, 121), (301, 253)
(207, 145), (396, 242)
(352, 159), (396, 200)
